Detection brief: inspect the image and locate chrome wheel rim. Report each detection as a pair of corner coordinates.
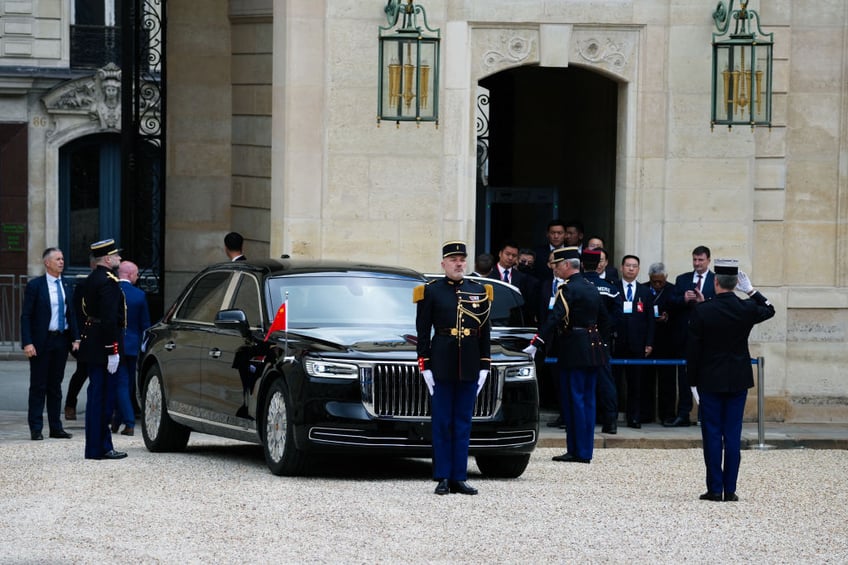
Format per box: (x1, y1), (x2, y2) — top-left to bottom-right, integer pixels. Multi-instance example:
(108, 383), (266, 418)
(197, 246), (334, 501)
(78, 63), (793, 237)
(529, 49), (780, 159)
(265, 390), (287, 463)
(145, 374), (162, 440)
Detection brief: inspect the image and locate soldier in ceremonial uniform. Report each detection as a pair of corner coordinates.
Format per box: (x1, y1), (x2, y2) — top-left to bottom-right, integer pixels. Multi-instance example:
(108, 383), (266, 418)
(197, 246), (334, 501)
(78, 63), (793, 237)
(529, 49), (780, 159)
(687, 259), (774, 502)
(523, 247), (609, 463)
(78, 239), (128, 460)
(415, 241), (492, 495)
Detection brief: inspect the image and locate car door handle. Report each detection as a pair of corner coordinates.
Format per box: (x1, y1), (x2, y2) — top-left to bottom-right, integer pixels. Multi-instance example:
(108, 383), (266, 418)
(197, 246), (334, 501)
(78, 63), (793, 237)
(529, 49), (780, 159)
(208, 348), (222, 359)
(164, 341), (176, 351)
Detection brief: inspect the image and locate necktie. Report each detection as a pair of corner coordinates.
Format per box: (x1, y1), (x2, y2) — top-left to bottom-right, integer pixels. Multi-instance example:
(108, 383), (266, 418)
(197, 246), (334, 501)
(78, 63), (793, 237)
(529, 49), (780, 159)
(626, 283), (633, 302)
(552, 279), (558, 297)
(695, 274), (702, 291)
(55, 279), (65, 331)
(503, 269), (510, 283)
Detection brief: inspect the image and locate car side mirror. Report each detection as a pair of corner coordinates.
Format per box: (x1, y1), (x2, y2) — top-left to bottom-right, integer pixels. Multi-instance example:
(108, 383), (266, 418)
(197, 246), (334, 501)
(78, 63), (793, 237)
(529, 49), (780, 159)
(214, 309), (251, 338)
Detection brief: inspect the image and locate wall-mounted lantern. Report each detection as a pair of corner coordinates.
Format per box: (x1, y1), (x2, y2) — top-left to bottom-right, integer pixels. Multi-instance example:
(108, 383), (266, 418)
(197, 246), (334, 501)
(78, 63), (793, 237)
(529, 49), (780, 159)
(711, 0), (774, 130)
(378, 0), (440, 127)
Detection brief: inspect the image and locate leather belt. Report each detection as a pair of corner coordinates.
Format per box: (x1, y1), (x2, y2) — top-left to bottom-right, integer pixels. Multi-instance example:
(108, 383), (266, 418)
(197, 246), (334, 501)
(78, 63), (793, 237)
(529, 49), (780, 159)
(47, 330), (66, 336)
(86, 317), (102, 324)
(435, 327), (481, 337)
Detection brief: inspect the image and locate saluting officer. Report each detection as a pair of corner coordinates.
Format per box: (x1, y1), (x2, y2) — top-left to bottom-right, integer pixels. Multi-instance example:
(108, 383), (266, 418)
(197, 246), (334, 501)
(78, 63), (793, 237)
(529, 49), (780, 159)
(415, 241), (492, 496)
(523, 247), (609, 463)
(78, 239), (128, 460)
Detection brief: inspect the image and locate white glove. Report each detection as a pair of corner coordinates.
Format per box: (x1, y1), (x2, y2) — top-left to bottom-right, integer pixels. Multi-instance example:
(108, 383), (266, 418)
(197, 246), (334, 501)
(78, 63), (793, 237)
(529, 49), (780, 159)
(107, 354), (120, 374)
(421, 369), (434, 396)
(690, 386), (700, 405)
(736, 271), (754, 294)
(477, 370), (489, 396)
(522, 344), (537, 358)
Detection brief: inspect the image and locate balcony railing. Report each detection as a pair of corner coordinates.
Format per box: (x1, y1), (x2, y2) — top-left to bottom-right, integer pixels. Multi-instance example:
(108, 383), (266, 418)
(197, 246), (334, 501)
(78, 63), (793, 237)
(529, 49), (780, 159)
(70, 25), (122, 70)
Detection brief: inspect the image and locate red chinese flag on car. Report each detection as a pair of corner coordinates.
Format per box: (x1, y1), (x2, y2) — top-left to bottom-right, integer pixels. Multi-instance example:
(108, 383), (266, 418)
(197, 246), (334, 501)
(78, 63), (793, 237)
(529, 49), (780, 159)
(264, 300), (287, 341)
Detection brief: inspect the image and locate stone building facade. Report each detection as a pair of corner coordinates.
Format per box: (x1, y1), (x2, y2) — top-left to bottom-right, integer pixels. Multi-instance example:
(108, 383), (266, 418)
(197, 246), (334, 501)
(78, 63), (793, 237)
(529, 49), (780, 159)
(2, 0), (847, 422)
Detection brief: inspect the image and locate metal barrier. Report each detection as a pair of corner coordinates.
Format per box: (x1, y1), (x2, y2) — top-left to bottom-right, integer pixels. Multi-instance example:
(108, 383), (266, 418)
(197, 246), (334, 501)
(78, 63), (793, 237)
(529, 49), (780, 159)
(545, 355), (770, 448)
(0, 275), (28, 348)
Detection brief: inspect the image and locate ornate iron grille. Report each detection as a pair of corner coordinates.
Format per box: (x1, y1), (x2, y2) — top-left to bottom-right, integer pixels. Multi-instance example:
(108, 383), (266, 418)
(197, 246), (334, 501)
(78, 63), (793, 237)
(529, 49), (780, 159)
(121, 0), (166, 316)
(362, 362), (500, 419)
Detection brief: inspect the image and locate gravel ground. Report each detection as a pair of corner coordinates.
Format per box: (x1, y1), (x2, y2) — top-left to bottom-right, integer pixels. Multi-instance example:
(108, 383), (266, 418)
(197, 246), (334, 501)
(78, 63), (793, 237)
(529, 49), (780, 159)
(1, 434), (847, 564)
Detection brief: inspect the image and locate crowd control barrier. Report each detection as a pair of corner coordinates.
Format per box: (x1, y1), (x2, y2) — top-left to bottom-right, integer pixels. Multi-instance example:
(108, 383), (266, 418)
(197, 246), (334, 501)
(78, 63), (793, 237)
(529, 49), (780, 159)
(544, 356), (771, 449)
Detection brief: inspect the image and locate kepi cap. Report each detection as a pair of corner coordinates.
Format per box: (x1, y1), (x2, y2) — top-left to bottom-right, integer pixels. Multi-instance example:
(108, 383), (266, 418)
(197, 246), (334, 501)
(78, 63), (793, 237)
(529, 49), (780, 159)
(551, 246), (581, 264)
(90, 238), (121, 258)
(581, 248), (602, 269)
(442, 241), (467, 258)
(714, 258), (739, 275)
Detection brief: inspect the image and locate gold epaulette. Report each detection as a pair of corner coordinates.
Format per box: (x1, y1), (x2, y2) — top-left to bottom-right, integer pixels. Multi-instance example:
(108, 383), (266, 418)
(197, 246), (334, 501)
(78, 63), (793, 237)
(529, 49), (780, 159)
(484, 284), (494, 302)
(413, 284), (426, 303)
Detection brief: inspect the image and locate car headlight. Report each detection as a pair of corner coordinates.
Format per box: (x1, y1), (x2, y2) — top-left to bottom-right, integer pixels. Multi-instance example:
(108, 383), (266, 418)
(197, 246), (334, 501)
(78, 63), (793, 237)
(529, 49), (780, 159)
(304, 358), (359, 379)
(501, 364), (536, 381)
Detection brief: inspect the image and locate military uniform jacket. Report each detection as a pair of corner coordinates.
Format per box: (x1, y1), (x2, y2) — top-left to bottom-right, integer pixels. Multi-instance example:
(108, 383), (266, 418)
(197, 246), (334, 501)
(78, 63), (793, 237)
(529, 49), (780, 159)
(78, 265), (126, 365)
(583, 271), (621, 343)
(415, 277), (492, 382)
(537, 272), (610, 369)
(686, 291), (775, 393)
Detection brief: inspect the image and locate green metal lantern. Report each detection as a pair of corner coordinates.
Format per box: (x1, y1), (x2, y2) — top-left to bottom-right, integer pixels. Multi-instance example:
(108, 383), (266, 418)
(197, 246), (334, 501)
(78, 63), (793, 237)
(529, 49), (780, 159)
(711, 0), (774, 130)
(378, 0), (440, 127)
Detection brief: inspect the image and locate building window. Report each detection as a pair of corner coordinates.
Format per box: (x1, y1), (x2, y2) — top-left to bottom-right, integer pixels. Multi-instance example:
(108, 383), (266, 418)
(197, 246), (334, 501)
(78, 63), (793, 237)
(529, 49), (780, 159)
(70, 1), (123, 69)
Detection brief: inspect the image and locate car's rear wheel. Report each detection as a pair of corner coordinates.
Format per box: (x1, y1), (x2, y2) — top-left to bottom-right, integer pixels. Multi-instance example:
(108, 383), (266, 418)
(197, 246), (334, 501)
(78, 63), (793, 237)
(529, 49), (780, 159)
(141, 365), (190, 452)
(262, 378), (308, 476)
(475, 453), (531, 478)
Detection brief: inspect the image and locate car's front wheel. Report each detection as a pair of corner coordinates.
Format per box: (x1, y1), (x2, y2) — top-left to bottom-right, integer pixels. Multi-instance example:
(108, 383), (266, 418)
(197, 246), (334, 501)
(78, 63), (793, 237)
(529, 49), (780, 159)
(262, 378), (308, 476)
(475, 453), (531, 478)
(141, 364), (190, 452)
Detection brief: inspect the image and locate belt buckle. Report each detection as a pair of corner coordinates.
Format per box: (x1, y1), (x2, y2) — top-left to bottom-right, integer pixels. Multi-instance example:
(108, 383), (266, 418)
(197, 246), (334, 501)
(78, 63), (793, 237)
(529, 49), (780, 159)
(462, 328), (471, 337)
(450, 328), (458, 336)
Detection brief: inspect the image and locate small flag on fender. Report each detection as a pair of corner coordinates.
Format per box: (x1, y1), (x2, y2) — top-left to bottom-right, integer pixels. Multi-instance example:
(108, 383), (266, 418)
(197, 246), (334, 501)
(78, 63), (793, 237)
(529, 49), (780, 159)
(264, 300), (287, 341)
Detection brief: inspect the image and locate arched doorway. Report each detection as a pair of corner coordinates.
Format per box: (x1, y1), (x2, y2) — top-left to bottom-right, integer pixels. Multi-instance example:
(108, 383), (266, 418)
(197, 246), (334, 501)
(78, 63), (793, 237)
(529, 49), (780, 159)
(59, 132), (122, 272)
(476, 66), (619, 257)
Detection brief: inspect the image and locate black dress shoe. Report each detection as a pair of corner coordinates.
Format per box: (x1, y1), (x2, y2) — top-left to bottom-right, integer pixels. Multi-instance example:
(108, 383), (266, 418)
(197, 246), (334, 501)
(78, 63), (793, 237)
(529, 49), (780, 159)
(31, 431), (43, 441)
(434, 479), (450, 495)
(552, 453), (590, 463)
(49, 430), (73, 439)
(663, 416), (691, 427)
(64, 406), (76, 420)
(546, 416), (564, 428)
(601, 422), (617, 434)
(111, 420), (120, 434)
(627, 420), (641, 429)
(100, 450), (128, 460)
(449, 480), (478, 495)
(699, 492), (723, 501)
(724, 492), (739, 502)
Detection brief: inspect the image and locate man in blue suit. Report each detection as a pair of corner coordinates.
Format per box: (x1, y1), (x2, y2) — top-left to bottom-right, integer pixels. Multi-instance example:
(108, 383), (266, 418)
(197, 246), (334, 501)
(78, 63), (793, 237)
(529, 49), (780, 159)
(111, 260), (151, 436)
(664, 245), (715, 427)
(20, 247), (79, 440)
(688, 259), (774, 501)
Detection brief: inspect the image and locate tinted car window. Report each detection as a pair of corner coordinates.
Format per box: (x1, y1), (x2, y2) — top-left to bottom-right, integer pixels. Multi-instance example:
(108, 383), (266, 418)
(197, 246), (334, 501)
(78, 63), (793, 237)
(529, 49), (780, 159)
(489, 284), (525, 327)
(231, 273), (262, 328)
(175, 271), (232, 323)
(266, 274), (417, 328)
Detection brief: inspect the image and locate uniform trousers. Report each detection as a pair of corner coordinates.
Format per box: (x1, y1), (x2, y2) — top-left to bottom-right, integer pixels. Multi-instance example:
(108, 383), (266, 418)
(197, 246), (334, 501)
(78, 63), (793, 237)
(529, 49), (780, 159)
(559, 367), (598, 461)
(85, 365), (116, 459)
(431, 379), (477, 481)
(27, 333), (70, 433)
(699, 389), (747, 496)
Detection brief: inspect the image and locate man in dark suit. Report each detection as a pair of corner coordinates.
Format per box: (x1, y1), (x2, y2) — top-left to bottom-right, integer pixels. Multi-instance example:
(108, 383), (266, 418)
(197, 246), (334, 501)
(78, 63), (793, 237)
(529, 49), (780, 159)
(225, 231), (246, 261)
(524, 247), (609, 463)
(20, 247), (79, 440)
(489, 241), (537, 324)
(664, 245), (716, 427)
(415, 241), (492, 495)
(647, 262), (679, 423)
(78, 239), (127, 460)
(586, 237), (619, 282)
(111, 260), (152, 436)
(688, 260), (774, 502)
(613, 255), (655, 428)
(64, 257), (96, 421)
(532, 219), (567, 280)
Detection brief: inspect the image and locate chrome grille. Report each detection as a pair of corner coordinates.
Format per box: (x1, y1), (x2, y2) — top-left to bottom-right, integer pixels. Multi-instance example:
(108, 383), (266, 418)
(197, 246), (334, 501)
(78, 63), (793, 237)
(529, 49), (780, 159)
(361, 362), (500, 419)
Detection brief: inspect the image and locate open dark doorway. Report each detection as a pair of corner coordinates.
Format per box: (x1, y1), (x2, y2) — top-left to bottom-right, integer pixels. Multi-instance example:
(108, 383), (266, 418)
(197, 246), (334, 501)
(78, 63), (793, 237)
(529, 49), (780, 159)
(476, 66), (618, 258)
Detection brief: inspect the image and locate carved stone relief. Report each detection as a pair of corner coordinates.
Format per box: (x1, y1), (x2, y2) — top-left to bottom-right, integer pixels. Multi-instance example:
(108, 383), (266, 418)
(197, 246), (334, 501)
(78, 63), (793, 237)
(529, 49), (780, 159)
(571, 29), (637, 81)
(473, 29), (539, 80)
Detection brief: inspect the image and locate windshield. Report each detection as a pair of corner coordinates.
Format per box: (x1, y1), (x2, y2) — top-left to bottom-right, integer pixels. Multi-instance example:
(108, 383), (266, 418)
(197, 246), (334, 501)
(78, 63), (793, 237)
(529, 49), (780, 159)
(266, 273), (419, 328)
